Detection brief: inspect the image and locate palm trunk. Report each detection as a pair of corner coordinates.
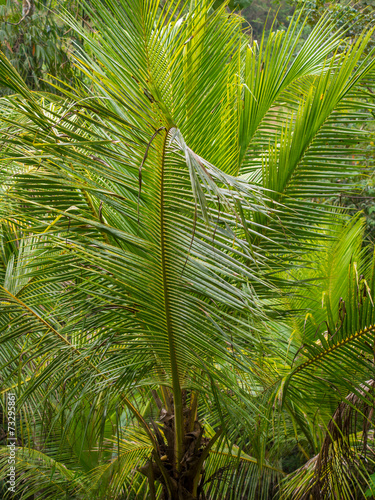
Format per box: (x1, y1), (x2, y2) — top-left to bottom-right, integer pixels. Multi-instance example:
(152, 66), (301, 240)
(139, 391), (221, 499)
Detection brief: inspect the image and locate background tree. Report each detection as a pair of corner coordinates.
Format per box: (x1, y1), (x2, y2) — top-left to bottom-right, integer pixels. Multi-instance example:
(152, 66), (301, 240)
(0, 0), (80, 93)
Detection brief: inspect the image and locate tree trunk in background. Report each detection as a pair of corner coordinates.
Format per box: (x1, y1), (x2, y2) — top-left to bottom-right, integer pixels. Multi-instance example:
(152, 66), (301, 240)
(22, 0), (34, 17)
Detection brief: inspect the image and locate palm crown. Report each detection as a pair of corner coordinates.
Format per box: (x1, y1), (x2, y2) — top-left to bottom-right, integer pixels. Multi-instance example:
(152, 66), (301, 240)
(0, 1), (375, 498)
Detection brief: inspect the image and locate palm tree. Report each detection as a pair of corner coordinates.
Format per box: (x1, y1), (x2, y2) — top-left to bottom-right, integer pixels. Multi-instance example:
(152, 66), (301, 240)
(0, 1), (375, 498)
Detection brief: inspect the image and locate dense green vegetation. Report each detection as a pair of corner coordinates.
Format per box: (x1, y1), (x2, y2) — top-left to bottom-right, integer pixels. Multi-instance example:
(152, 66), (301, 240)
(0, 0), (80, 93)
(0, 1), (375, 498)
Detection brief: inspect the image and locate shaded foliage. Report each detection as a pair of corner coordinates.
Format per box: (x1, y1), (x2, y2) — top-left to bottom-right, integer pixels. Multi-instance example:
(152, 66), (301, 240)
(0, 0), (80, 93)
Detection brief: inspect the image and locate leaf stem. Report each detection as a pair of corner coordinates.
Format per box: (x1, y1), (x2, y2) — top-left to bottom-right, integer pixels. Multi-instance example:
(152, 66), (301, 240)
(159, 128), (184, 472)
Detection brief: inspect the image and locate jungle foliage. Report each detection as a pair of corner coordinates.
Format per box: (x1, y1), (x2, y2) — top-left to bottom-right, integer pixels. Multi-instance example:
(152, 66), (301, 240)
(0, 1), (375, 499)
(0, 0), (80, 94)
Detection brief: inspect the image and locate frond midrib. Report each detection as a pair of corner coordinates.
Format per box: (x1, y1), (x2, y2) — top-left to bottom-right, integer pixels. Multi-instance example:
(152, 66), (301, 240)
(292, 324), (375, 376)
